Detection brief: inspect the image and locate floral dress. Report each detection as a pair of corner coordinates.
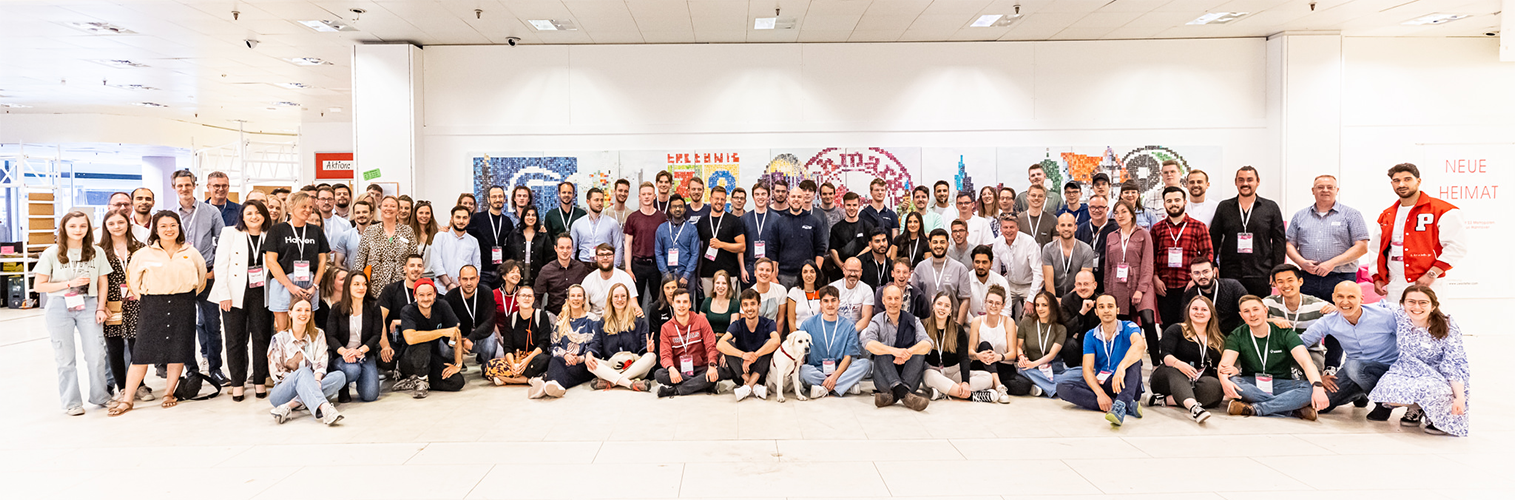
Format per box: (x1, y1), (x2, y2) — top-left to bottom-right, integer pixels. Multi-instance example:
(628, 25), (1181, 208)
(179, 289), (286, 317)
(1369, 311), (1471, 436)
(353, 223), (417, 292)
(102, 253), (140, 339)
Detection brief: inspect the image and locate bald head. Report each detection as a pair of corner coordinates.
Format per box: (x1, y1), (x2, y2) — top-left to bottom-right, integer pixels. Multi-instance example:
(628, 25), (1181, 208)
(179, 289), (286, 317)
(1057, 213), (1078, 240)
(1332, 280), (1363, 318)
(1074, 270), (1097, 296)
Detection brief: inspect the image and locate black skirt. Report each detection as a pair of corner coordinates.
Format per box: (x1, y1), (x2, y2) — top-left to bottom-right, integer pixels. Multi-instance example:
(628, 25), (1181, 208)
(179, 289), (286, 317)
(131, 292), (198, 365)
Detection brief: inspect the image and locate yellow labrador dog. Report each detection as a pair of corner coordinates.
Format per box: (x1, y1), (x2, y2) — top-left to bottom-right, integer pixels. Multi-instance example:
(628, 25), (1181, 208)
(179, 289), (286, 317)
(767, 331), (812, 403)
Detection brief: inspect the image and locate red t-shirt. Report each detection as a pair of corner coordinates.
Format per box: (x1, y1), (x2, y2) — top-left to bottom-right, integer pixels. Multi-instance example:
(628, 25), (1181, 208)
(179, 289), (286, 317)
(624, 210), (667, 259)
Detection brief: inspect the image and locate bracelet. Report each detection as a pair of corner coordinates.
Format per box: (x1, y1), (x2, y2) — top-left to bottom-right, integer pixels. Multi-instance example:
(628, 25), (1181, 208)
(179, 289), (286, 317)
(1311, 381), (1324, 388)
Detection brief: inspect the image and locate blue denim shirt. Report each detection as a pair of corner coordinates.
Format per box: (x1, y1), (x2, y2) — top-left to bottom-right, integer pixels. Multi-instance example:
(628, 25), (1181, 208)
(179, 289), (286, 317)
(655, 220), (700, 279)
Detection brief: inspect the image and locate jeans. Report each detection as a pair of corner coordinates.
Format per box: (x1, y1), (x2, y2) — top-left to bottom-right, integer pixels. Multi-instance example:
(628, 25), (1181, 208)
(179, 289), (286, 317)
(47, 297), (111, 410)
(799, 359), (871, 396)
(195, 279), (223, 373)
(1301, 271), (1355, 302)
(269, 365), (345, 409)
(1012, 359), (1067, 397)
(1149, 365), (1224, 408)
(333, 356), (380, 402)
(1057, 362), (1143, 412)
(870, 354), (925, 393)
(587, 353), (657, 387)
(1229, 376), (1312, 417)
(545, 356), (594, 389)
(655, 366), (714, 396)
(1325, 359), (1391, 411)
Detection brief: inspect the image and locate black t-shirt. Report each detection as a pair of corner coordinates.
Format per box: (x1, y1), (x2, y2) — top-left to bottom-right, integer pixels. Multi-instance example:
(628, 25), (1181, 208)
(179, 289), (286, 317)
(697, 212), (743, 278)
(379, 280), (415, 331)
(265, 222), (329, 282)
(400, 300), (460, 347)
(828, 218), (876, 263)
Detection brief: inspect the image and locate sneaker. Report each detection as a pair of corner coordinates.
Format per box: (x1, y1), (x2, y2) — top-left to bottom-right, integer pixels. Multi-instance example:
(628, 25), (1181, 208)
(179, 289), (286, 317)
(135, 385), (155, 402)
(1029, 385), (1044, 398)
(528, 378), (547, 399)
(590, 379), (609, 391)
(657, 386), (676, 398)
(319, 404), (343, 426)
(1106, 400), (1127, 426)
(901, 392), (931, 411)
(997, 390), (1011, 404)
(1293, 405), (1318, 421)
(630, 380), (651, 392)
(1366, 403), (1393, 422)
(734, 385), (752, 401)
(1189, 405), (1212, 424)
(1355, 396), (1370, 408)
(874, 391), (897, 408)
(1147, 393), (1168, 407)
(1423, 422), (1447, 435)
(848, 383), (861, 395)
(270, 404), (292, 424)
(927, 387), (944, 401)
(208, 370), (230, 387)
(1400, 406), (1424, 427)
(810, 385), (828, 400)
(715, 380), (736, 395)
(753, 384), (768, 400)
(155, 365), (168, 379)
(1228, 400), (1256, 417)
(65, 406), (84, 416)
(543, 381), (566, 398)
(969, 390), (997, 403)
(412, 377), (430, 399)
(1128, 401), (1143, 419)
(392, 376), (414, 392)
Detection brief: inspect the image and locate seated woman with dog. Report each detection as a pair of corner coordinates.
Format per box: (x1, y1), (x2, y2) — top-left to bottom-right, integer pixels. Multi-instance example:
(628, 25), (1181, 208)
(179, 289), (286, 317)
(586, 283), (656, 392)
(716, 289), (782, 401)
(796, 286), (870, 399)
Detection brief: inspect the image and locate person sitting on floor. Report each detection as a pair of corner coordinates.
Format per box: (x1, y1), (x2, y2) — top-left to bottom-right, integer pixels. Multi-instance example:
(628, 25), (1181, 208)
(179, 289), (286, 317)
(922, 292), (998, 403)
(267, 298), (346, 425)
(396, 278), (466, 398)
(1368, 285), (1471, 436)
(1149, 295), (1226, 424)
(1008, 291), (1069, 398)
(586, 283), (656, 392)
(1300, 281), (1399, 421)
(654, 289), (720, 398)
(1056, 294), (1146, 427)
(797, 286), (871, 399)
(861, 284), (933, 411)
(484, 284), (553, 386)
(717, 289), (781, 401)
(528, 284), (596, 399)
(1219, 295), (1331, 420)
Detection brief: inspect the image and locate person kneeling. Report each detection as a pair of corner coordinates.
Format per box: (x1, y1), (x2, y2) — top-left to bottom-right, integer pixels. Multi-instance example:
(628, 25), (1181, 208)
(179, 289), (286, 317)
(654, 289), (720, 398)
(798, 286), (870, 399)
(397, 279), (467, 399)
(529, 285), (596, 398)
(717, 289), (781, 401)
(586, 283), (656, 392)
(268, 299), (345, 425)
(1218, 295), (1330, 420)
(1056, 294), (1145, 426)
(861, 284), (933, 411)
(485, 285), (553, 385)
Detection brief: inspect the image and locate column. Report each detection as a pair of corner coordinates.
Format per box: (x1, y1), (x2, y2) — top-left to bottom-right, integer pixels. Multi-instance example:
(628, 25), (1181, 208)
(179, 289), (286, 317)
(1267, 33), (1343, 211)
(352, 44), (423, 196)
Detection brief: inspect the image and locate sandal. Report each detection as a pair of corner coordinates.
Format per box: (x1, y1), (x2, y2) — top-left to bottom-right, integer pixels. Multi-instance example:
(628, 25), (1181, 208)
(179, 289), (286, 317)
(107, 400), (134, 417)
(160, 395), (178, 409)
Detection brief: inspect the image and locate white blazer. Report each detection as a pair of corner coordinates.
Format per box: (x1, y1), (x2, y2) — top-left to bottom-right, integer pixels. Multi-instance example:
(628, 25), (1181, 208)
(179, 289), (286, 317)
(207, 226), (266, 308)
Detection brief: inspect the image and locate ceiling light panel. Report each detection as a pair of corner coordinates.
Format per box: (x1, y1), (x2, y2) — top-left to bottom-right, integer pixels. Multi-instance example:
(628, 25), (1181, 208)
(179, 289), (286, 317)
(286, 57), (332, 66)
(1187, 12), (1250, 25)
(66, 22), (135, 35)
(528, 19), (577, 31)
(1402, 14), (1472, 26)
(298, 20), (358, 32)
(105, 83), (160, 91)
(92, 59), (148, 68)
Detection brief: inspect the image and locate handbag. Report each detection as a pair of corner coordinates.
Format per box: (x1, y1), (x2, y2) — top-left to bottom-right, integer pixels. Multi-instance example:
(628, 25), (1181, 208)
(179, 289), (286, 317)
(173, 370), (224, 401)
(105, 301), (123, 326)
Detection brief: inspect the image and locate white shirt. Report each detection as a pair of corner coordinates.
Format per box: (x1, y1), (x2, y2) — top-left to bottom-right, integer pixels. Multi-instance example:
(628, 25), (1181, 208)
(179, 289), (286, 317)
(427, 230), (481, 294)
(828, 278), (875, 325)
(991, 233), (1044, 295)
(1187, 198), (1218, 227)
(963, 215), (994, 247)
(1389, 204), (1410, 282)
(933, 204), (958, 223)
(580, 268), (638, 318)
(786, 287), (820, 329)
(968, 271), (1010, 317)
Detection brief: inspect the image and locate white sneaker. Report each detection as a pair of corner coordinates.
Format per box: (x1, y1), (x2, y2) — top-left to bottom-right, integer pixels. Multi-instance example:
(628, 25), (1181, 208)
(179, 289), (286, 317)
(928, 387), (944, 401)
(1029, 385), (1044, 397)
(715, 380), (736, 395)
(543, 380), (566, 398)
(734, 385), (752, 401)
(753, 384), (768, 400)
(810, 385), (828, 399)
(848, 383), (861, 395)
(528, 378), (547, 399)
(270, 404), (292, 424)
(319, 403), (343, 426)
(997, 391), (1011, 404)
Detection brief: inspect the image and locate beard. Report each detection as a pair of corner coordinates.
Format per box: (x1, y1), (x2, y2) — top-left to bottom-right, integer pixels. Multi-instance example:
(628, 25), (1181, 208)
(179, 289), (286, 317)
(598, 261), (614, 272)
(975, 268), (987, 278)
(1188, 186), (1204, 197)
(931, 248), (946, 259)
(1166, 205), (1184, 218)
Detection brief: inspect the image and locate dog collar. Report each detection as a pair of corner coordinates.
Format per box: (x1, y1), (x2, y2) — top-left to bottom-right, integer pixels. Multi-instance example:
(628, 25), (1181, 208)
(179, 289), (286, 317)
(778, 344), (798, 362)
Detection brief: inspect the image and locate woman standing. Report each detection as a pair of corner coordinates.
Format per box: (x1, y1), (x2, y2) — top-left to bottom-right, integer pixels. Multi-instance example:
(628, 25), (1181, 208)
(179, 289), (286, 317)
(977, 186), (1000, 237)
(530, 285), (596, 399)
(486, 285), (552, 386)
(354, 196), (418, 292)
(1370, 285), (1471, 436)
(410, 201), (439, 278)
(266, 195), (286, 225)
(1104, 200), (1159, 362)
(1118, 180), (1159, 229)
(587, 284), (656, 391)
(922, 292), (998, 403)
(1151, 296), (1225, 424)
(111, 211), (207, 416)
(397, 195), (414, 226)
(785, 263), (823, 331)
(100, 210), (150, 403)
(210, 200), (274, 401)
(314, 264), (347, 331)
(37, 211), (113, 415)
(701, 269), (739, 334)
(505, 206), (551, 283)
(494, 261), (524, 319)
(889, 212), (928, 267)
(326, 271), (381, 403)
(1011, 291), (1068, 397)
(267, 299), (346, 425)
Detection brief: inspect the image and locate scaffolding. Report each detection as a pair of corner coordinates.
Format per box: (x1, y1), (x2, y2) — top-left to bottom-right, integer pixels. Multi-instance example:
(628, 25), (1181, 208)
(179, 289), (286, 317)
(0, 144), (64, 308)
(193, 122), (300, 199)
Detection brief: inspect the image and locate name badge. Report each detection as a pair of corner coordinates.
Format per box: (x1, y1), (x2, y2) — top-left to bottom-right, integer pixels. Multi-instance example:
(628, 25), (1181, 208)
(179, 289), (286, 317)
(292, 260), (311, 281)
(64, 290), (86, 310)
(1115, 263), (1130, 282)
(1096, 369), (1113, 383)
(1256, 373), (1273, 394)
(1092, 254), (1099, 267)
(492, 246), (503, 264)
(668, 248), (679, 267)
(1038, 364), (1054, 380)
(754, 241), (766, 259)
(1167, 247), (1184, 268)
(705, 245), (718, 261)
(822, 358), (836, 375)
(120, 284), (132, 301)
(680, 354), (694, 376)
(248, 266), (266, 288)
(1237, 233), (1254, 254)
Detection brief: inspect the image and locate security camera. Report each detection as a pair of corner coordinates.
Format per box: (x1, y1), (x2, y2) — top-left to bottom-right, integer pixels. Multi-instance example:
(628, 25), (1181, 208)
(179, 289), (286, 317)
(245, 39), (259, 49)
(506, 37), (520, 46)
(1487, 32), (1499, 37)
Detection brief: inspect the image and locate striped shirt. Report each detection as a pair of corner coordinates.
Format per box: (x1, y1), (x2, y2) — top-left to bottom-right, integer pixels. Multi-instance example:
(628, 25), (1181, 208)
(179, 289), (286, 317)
(1286, 202), (1370, 274)
(1263, 294), (1329, 338)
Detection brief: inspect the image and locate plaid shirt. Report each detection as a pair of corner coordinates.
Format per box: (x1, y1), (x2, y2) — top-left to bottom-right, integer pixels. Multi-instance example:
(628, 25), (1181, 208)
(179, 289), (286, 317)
(1149, 215), (1213, 288)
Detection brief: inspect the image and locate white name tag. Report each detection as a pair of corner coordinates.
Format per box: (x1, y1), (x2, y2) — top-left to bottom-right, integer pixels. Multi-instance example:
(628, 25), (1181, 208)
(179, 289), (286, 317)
(680, 355), (694, 375)
(292, 260), (311, 281)
(1256, 374), (1273, 394)
(64, 291), (85, 310)
(1038, 364), (1053, 380)
(1167, 247), (1183, 268)
(248, 266), (265, 288)
(705, 245), (718, 261)
(1237, 233), (1254, 254)
(1115, 263), (1129, 282)
(754, 241), (766, 259)
(1096, 369), (1113, 383)
(822, 358), (836, 375)
(668, 248), (680, 267)
(492, 246), (503, 264)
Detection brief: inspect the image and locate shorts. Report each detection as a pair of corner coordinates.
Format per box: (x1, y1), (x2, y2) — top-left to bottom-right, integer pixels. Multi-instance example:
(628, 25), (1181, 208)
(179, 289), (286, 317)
(267, 279), (319, 313)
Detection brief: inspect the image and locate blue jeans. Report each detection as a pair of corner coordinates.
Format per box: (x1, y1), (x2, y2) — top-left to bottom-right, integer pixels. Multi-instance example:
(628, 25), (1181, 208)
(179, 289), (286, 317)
(334, 356), (380, 402)
(47, 296), (111, 410)
(1230, 376), (1312, 417)
(196, 279), (222, 373)
(799, 359), (872, 396)
(1326, 359), (1391, 411)
(1018, 359), (1067, 397)
(270, 365), (345, 409)
(1301, 271), (1355, 302)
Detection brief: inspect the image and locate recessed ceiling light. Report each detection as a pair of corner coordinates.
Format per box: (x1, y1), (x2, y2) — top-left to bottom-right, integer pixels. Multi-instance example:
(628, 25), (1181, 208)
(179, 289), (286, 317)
(1187, 12), (1249, 25)
(328, 107), (343, 113)
(753, 17), (795, 30)
(0, 103), (31, 108)
(527, 19), (576, 31)
(105, 83), (160, 91)
(970, 14), (1022, 28)
(286, 57), (333, 66)
(272, 101), (301, 107)
(277, 82), (312, 89)
(67, 22), (135, 34)
(133, 102), (167, 108)
(298, 20), (358, 32)
(1402, 13), (1472, 26)
(93, 59), (148, 68)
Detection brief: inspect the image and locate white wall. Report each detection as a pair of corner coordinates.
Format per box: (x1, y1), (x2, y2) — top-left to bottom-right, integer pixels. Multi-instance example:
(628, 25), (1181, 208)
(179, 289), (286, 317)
(299, 121), (354, 186)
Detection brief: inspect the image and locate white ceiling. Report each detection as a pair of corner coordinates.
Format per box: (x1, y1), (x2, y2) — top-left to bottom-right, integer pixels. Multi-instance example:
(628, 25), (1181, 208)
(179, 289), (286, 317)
(0, 0), (1504, 132)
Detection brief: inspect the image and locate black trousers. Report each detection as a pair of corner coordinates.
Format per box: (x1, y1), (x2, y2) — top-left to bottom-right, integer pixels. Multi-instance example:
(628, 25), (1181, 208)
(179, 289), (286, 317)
(105, 336), (135, 390)
(222, 288), (272, 387)
(719, 353), (772, 383)
(1120, 311), (1162, 363)
(1149, 365), (1224, 408)
(655, 367), (714, 395)
(631, 257), (661, 311)
(1157, 288), (1187, 328)
(1060, 332), (1084, 368)
(1237, 277), (1271, 298)
(399, 340), (465, 391)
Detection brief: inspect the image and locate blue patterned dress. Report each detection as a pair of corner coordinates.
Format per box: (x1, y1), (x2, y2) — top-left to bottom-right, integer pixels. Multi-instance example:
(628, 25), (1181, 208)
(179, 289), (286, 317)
(1369, 311), (1471, 436)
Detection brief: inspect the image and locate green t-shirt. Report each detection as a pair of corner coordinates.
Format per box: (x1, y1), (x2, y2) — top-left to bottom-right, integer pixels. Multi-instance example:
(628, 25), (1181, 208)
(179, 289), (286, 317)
(33, 245), (112, 297)
(1224, 323), (1304, 379)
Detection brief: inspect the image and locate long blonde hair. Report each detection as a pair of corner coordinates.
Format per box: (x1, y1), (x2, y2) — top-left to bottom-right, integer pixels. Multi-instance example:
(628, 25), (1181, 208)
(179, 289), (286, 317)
(601, 283), (636, 335)
(1183, 296), (1226, 350)
(924, 292), (959, 353)
(555, 284), (588, 340)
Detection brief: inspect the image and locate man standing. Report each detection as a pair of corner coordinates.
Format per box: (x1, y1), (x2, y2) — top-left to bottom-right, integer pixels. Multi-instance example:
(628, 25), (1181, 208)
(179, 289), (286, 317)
(204, 171), (241, 226)
(859, 178), (900, 240)
(1089, 173), (1112, 202)
(316, 186), (356, 266)
(654, 171), (677, 214)
(955, 191), (995, 248)
(1181, 260), (1249, 333)
(992, 216), (1043, 318)
(1150, 187), (1213, 326)
(799, 286), (871, 399)
(912, 186), (945, 233)
(442, 265), (497, 366)
(173, 170), (227, 383)
(697, 186), (745, 297)
(770, 179), (790, 212)
(1160, 160), (1184, 190)
(535, 234), (592, 315)
(654, 289), (719, 398)
(605, 179), (634, 227)
(332, 184), (352, 219)
(624, 182), (667, 306)
(1186, 169), (1217, 226)
(350, 200), (373, 242)
(1017, 185), (1057, 248)
(968, 246), (1009, 317)
(741, 183), (780, 285)
(570, 187), (623, 265)
(467, 186), (513, 288)
(816, 182), (844, 236)
(946, 220), (975, 268)
(859, 230), (893, 291)
(1209, 166), (1287, 297)
(398, 279), (467, 398)
(728, 187), (748, 218)
(685, 177), (709, 223)
(913, 229), (973, 324)
(773, 188), (825, 289)
(861, 285), (933, 411)
(543, 181), (586, 238)
(581, 243), (638, 318)
(1287, 175), (1370, 301)
(430, 206), (481, 294)
(1372, 163), (1466, 303)
(507, 185), (533, 227)
(1015, 165), (1062, 214)
(655, 197), (699, 290)
(827, 192), (875, 282)
(830, 258), (875, 333)
(1301, 281), (1399, 421)
(931, 180), (957, 221)
(1074, 194), (1117, 289)
(1041, 214), (1095, 298)
(130, 187), (156, 233)
(1057, 182), (1090, 225)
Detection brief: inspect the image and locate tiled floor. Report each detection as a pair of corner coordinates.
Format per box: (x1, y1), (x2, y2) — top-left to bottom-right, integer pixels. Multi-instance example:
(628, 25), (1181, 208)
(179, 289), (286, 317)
(3, 307), (1507, 500)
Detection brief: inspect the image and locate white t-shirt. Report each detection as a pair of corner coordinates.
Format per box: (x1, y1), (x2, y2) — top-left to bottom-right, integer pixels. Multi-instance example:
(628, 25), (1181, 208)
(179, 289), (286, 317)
(829, 279), (875, 325)
(754, 283), (788, 321)
(1389, 204), (1410, 282)
(580, 269), (638, 317)
(1187, 198), (1218, 227)
(968, 271), (1010, 317)
(787, 287), (820, 329)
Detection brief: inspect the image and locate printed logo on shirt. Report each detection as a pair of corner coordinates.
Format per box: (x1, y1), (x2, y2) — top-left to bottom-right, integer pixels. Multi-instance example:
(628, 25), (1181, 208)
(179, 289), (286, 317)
(1415, 213), (1434, 232)
(284, 236), (317, 245)
(801, 225), (813, 230)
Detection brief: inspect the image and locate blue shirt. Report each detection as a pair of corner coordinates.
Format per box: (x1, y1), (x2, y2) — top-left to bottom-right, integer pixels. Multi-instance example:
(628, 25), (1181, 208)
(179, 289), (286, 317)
(569, 213), (623, 264)
(741, 209), (782, 268)
(323, 215), (355, 260)
(859, 204), (899, 237)
(800, 315), (861, 369)
(1058, 203), (1091, 225)
(1300, 302), (1399, 366)
(428, 230), (481, 293)
(655, 220), (700, 279)
(1083, 320), (1141, 373)
(208, 199), (241, 227)
(1286, 202), (1370, 274)
(178, 199), (225, 265)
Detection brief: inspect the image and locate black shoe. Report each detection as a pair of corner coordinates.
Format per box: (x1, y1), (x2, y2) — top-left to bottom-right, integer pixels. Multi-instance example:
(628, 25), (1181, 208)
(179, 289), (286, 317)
(255, 390), (268, 400)
(155, 365), (168, 379)
(1366, 403), (1392, 422)
(337, 387), (352, 404)
(1400, 406), (1424, 427)
(208, 371), (230, 386)
(657, 386), (676, 398)
(1354, 396), (1370, 408)
(231, 394), (244, 402)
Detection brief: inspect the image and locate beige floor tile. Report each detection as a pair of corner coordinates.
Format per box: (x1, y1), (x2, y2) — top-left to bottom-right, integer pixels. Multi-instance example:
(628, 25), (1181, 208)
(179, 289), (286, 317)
(49, 466), (298, 500)
(680, 461), (890, 497)
(1120, 434), (1334, 458)
(217, 443), (425, 467)
(257, 464), (492, 499)
(877, 459), (1101, 496)
(776, 438), (964, 461)
(1063, 457), (1309, 494)
(594, 440), (778, 463)
(1253, 453), (1512, 490)
(466, 463), (684, 499)
(951, 437), (1148, 460)
(406, 441), (602, 465)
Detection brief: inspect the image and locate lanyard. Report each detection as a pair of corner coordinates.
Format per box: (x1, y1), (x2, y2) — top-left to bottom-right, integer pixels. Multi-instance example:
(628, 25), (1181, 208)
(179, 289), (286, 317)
(1059, 243), (1075, 275)
(754, 211), (769, 236)
(673, 320), (698, 350)
(1118, 229), (1133, 261)
(403, 285), (415, 305)
(656, 198), (671, 213)
(1028, 212), (1044, 236)
(292, 224), (308, 257)
(1283, 298), (1304, 330)
(1036, 321), (1051, 354)
(1167, 220), (1188, 246)
(819, 319), (839, 356)
(247, 233), (265, 266)
(909, 238), (921, 261)
(932, 260), (948, 292)
(557, 207), (572, 232)
(461, 291), (478, 323)
(490, 213), (506, 245)
(1249, 329), (1271, 369)
(1196, 330), (1209, 368)
(708, 213), (724, 241)
(1239, 203), (1254, 230)
(667, 221), (687, 250)
(873, 257), (888, 285)
(1099, 324), (1117, 367)
(181, 203), (201, 250)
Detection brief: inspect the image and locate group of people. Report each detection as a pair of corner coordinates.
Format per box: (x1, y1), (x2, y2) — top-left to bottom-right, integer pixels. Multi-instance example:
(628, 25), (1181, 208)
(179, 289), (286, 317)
(38, 161), (1471, 435)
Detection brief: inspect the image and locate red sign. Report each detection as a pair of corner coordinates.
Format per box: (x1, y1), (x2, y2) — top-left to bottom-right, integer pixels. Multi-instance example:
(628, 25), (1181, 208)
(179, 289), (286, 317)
(316, 152), (354, 180)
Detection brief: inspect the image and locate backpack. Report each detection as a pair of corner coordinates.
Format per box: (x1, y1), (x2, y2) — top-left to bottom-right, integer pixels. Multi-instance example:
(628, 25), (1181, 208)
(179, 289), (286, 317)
(173, 370), (224, 401)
